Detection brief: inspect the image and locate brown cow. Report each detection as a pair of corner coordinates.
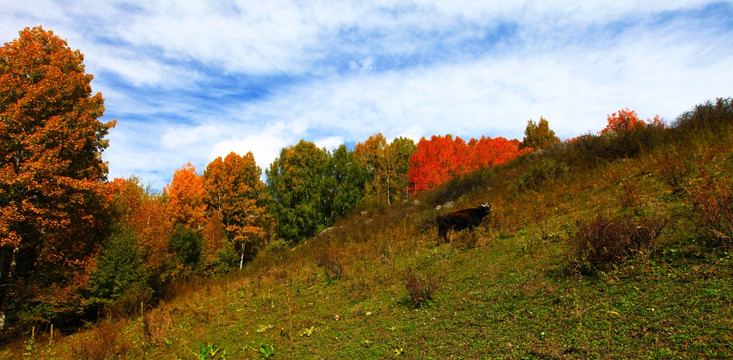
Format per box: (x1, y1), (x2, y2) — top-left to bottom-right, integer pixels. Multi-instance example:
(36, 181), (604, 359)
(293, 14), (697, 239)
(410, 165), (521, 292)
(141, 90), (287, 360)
(436, 203), (492, 243)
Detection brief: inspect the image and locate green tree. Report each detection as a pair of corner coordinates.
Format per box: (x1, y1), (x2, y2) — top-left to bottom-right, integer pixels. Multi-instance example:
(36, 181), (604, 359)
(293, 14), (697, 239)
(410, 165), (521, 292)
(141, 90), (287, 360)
(0, 26), (115, 325)
(520, 117), (559, 150)
(203, 152), (271, 269)
(266, 140), (330, 243)
(355, 134), (416, 205)
(324, 144), (368, 222)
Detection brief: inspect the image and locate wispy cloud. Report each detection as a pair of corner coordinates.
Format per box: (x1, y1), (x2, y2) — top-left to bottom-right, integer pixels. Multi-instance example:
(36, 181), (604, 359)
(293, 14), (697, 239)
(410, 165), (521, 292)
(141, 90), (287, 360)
(2, 0), (731, 190)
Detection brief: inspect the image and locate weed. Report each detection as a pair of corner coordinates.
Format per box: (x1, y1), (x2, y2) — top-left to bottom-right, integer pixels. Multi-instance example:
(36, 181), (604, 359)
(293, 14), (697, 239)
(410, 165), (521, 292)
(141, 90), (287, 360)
(403, 268), (439, 307)
(315, 249), (345, 283)
(569, 214), (666, 274)
(69, 321), (130, 360)
(688, 168), (733, 247)
(141, 310), (172, 346)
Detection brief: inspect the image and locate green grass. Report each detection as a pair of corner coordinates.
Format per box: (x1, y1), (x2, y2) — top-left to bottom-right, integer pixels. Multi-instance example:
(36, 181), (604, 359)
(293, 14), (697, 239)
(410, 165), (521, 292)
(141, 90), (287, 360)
(6, 118), (733, 359)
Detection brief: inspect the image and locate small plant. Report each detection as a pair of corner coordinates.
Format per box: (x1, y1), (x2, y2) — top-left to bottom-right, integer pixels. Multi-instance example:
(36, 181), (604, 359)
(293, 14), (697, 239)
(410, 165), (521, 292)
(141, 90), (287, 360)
(403, 268), (439, 307)
(300, 326), (317, 337)
(259, 343), (275, 359)
(197, 343), (223, 360)
(256, 324), (274, 333)
(569, 214), (666, 273)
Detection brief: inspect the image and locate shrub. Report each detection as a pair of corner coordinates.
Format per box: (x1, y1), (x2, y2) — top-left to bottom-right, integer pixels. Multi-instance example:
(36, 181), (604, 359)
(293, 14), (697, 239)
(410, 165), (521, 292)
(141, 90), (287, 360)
(90, 227), (150, 314)
(170, 224), (203, 268)
(673, 97), (733, 133)
(315, 249), (345, 283)
(515, 158), (568, 190)
(569, 214), (666, 273)
(688, 169), (733, 247)
(403, 268), (439, 307)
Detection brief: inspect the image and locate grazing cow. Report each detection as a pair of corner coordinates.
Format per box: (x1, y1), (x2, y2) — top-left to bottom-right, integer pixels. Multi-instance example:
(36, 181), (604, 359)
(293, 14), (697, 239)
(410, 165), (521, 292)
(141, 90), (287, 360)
(436, 203), (492, 243)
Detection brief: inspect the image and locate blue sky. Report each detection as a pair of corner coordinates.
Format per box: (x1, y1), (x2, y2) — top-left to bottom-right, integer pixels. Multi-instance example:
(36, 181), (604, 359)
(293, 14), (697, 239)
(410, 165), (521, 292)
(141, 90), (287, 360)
(2, 1), (732, 190)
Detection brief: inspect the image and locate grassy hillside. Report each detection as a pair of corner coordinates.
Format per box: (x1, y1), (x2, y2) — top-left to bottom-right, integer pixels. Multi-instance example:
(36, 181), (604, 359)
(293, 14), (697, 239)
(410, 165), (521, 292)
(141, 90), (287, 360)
(5, 99), (733, 359)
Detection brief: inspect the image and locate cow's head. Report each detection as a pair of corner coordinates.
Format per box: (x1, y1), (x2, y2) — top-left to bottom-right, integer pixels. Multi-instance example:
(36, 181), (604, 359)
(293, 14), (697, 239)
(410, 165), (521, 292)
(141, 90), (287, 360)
(480, 203), (492, 215)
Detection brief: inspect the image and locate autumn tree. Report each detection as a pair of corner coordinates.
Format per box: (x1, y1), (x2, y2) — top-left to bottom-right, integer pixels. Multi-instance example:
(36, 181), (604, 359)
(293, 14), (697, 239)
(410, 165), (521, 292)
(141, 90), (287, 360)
(600, 108), (647, 134)
(266, 140), (330, 243)
(204, 152), (270, 269)
(0, 27), (115, 326)
(408, 134), (529, 193)
(354, 133), (416, 205)
(521, 117), (559, 150)
(97, 177), (172, 296)
(165, 162), (206, 231)
(407, 135), (467, 193)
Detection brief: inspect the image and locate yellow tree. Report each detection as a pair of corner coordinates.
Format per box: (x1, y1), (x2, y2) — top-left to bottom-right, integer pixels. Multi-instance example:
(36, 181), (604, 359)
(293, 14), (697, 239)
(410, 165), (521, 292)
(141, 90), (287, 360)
(165, 163), (206, 231)
(204, 152), (270, 268)
(0, 26), (115, 325)
(354, 133), (415, 205)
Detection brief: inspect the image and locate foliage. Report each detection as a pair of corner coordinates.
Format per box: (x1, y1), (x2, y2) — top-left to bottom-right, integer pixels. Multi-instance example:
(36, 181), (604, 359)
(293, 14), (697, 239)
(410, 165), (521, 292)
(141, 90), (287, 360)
(204, 152), (271, 266)
(515, 158), (569, 191)
(0, 26), (115, 328)
(105, 177), (172, 290)
(354, 134), (415, 205)
(520, 117), (559, 150)
(169, 224), (203, 273)
(266, 140), (331, 243)
(165, 162), (207, 231)
(408, 134), (529, 193)
(89, 226), (149, 312)
(324, 145), (368, 222)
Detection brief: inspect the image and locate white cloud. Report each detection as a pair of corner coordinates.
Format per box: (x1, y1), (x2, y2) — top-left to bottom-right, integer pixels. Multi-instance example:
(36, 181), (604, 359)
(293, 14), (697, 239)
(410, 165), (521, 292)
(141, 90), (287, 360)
(3, 0), (732, 191)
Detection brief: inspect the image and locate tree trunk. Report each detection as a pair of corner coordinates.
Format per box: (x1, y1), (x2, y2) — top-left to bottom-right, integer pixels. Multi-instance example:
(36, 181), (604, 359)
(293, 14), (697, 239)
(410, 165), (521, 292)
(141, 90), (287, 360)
(239, 242), (245, 270)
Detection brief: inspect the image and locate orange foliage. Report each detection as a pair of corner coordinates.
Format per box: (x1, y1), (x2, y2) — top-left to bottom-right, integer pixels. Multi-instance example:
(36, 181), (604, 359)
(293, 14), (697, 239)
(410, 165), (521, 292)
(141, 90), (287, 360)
(601, 108), (666, 134)
(165, 163), (207, 231)
(0, 26), (115, 321)
(408, 134), (530, 193)
(106, 177), (173, 274)
(203, 152), (269, 258)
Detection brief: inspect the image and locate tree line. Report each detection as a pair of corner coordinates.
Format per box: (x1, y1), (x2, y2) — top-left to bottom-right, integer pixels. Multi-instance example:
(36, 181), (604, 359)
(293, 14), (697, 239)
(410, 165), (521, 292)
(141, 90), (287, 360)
(0, 27), (552, 333)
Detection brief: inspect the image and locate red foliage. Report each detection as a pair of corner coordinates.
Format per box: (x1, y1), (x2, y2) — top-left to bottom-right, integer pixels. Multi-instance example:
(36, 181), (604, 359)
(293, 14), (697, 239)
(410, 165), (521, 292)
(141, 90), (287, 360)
(601, 108), (666, 134)
(407, 134), (530, 193)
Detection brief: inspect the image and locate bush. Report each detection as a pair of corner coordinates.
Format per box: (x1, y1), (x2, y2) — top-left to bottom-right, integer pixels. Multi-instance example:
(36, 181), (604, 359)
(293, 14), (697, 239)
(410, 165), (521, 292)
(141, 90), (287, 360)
(426, 169), (494, 207)
(90, 227), (149, 313)
(673, 97), (733, 133)
(688, 169), (733, 247)
(315, 249), (345, 283)
(515, 158), (568, 191)
(170, 224), (203, 268)
(569, 214), (666, 273)
(403, 268), (439, 307)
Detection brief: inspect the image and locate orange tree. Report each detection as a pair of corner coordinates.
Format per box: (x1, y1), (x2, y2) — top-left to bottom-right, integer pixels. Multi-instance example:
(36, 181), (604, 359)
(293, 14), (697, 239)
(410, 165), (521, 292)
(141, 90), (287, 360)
(0, 27), (115, 327)
(203, 152), (270, 269)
